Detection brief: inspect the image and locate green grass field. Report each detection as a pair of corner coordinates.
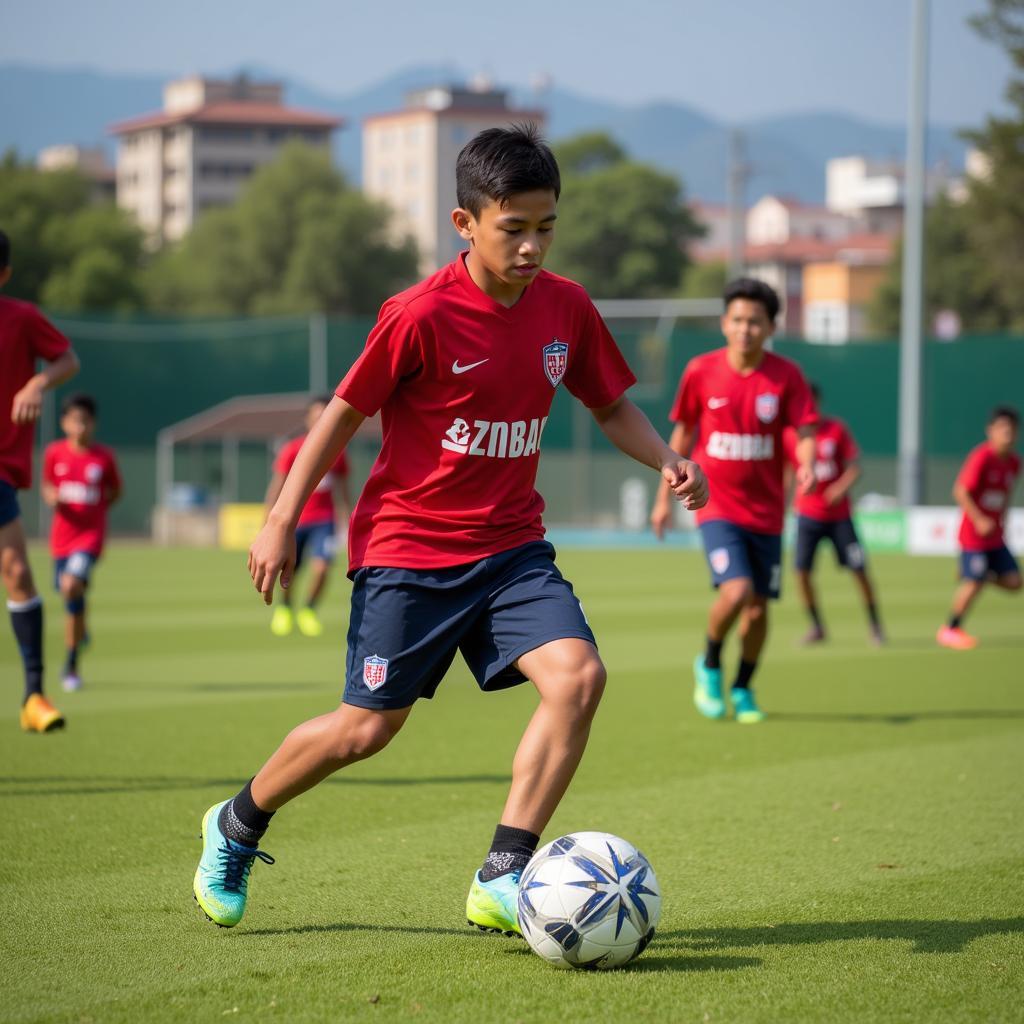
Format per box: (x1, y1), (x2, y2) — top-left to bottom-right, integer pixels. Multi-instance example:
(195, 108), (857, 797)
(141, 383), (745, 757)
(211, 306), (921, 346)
(2, 544), (1023, 1024)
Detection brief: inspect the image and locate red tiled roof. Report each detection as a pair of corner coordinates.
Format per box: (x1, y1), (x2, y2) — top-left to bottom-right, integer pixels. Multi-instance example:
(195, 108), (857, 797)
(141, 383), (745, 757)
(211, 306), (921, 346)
(697, 232), (894, 266)
(363, 106), (546, 126)
(110, 102), (342, 135)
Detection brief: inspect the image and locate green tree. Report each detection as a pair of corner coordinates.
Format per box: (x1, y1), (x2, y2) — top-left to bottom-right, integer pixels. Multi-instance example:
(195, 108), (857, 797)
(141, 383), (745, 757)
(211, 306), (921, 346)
(545, 133), (701, 298)
(680, 260), (727, 300)
(0, 151), (145, 310)
(148, 143), (418, 316)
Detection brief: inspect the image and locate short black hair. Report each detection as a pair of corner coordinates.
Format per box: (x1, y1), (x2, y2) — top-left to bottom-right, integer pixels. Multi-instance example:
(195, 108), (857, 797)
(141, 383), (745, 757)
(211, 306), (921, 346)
(61, 393), (97, 418)
(723, 277), (781, 322)
(989, 405), (1020, 427)
(456, 123), (560, 217)
(0, 230), (9, 271)
(810, 382), (822, 402)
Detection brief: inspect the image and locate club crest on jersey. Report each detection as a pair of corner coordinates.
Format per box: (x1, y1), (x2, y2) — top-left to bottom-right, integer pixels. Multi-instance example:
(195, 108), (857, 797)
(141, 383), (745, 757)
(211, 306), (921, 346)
(85, 462), (103, 483)
(543, 340), (568, 387)
(820, 438), (836, 458)
(363, 655), (389, 691)
(710, 547), (730, 575)
(755, 392), (779, 424)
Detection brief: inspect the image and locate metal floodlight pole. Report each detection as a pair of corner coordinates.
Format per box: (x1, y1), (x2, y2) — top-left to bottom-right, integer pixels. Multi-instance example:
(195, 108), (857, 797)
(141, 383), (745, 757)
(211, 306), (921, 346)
(899, 0), (929, 508)
(309, 312), (328, 395)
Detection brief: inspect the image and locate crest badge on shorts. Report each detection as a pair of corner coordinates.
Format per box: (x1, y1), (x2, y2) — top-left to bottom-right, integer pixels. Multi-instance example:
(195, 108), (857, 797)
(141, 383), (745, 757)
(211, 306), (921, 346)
(363, 655), (389, 691)
(755, 392), (779, 424)
(543, 340), (568, 387)
(710, 547), (730, 576)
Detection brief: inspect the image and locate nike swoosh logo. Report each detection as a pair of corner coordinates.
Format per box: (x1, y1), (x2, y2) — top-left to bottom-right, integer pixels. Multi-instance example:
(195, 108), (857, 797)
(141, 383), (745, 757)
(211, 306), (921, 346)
(708, 397), (729, 409)
(452, 358), (489, 375)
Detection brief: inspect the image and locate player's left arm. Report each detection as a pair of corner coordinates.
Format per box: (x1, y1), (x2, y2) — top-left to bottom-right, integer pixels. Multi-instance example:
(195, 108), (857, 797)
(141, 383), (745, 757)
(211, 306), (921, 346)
(590, 395), (708, 511)
(332, 475), (351, 525)
(11, 349), (80, 424)
(793, 428), (817, 496)
(105, 454), (123, 506)
(823, 463), (861, 506)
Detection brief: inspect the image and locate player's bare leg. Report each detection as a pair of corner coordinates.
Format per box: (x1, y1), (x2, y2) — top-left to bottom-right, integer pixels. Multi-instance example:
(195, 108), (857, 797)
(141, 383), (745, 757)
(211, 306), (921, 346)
(730, 595), (768, 723)
(795, 569), (826, 644)
(707, 578), (753, 644)
(250, 703), (413, 810)
(296, 558), (330, 637)
(694, 578), (752, 720)
(938, 579), (984, 649)
(497, 638), (606, 835)
(851, 568), (885, 644)
(993, 571), (1022, 593)
(1, 518), (62, 730)
(59, 573), (87, 690)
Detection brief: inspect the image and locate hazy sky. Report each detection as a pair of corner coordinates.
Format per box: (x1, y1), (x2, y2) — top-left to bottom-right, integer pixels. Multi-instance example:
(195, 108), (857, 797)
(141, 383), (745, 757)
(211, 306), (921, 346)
(0, 0), (1011, 127)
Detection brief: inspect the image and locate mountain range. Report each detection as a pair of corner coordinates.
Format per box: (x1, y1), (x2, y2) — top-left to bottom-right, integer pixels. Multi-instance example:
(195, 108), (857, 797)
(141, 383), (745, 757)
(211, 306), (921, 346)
(0, 62), (973, 204)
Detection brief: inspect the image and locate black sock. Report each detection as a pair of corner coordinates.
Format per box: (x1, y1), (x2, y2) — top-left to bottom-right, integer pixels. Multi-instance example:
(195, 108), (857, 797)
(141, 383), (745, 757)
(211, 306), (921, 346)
(808, 604), (824, 631)
(732, 659), (758, 690)
(704, 636), (723, 670)
(479, 823), (539, 881)
(948, 613), (962, 630)
(65, 646), (79, 673)
(9, 597), (44, 702)
(219, 779), (274, 846)
(867, 602), (881, 629)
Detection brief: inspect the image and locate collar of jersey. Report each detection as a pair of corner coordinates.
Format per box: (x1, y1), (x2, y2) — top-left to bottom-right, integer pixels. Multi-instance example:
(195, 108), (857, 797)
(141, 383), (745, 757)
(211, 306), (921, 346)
(455, 251), (538, 323)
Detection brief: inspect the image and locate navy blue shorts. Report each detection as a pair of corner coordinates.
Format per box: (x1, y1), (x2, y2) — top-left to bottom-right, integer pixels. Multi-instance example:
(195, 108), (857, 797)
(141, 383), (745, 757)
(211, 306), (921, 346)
(54, 551), (98, 589)
(343, 541), (596, 710)
(0, 481), (20, 528)
(959, 545), (1020, 581)
(700, 519), (782, 599)
(295, 520), (337, 569)
(794, 516), (866, 573)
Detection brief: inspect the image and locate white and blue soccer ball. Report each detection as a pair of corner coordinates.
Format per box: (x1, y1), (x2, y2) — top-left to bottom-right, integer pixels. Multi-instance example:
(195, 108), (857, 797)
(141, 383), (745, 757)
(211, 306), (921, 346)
(517, 831), (661, 970)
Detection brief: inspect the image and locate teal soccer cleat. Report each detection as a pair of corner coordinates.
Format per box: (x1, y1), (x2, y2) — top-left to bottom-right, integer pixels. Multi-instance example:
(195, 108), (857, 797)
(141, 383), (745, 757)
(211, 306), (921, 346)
(193, 801), (274, 928)
(693, 654), (726, 719)
(730, 687), (766, 724)
(466, 870), (522, 936)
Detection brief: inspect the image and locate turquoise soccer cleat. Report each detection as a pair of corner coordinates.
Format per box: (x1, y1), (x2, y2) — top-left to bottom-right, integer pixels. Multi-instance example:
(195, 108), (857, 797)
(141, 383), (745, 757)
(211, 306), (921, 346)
(193, 801), (274, 928)
(730, 687), (766, 724)
(692, 654), (726, 720)
(466, 870), (522, 936)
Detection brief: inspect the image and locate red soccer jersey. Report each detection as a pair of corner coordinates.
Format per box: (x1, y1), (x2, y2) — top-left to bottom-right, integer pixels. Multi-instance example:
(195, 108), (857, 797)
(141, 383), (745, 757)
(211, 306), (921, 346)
(336, 253), (636, 571)
(670, 348), (816, 534)
(274, 434), (349, 527)
(0, 297), (71, 490)
(784, 416), (859, 522)
(956, 442), (1020, 551)
(43, 440), (122, 558)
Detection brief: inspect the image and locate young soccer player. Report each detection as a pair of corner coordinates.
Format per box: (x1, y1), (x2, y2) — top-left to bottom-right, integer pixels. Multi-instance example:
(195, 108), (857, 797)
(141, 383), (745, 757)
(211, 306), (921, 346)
(266, 396), (351, 638)
(937, 406), (1020, 649)
(0, 229), (80, 731)
(783, 384), (884, 645)
(651, 278), (816, 723)
(41, 394), (122, 691)
(192, 125), (708, 934)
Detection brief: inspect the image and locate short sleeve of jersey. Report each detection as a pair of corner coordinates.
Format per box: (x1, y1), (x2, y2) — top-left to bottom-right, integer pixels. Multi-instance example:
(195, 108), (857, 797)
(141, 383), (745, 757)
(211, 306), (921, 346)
(562, 301), (637, 409)
(839, 423), (859, 462)
(782, 427), (798, 466)
(273, 440), (297, 477)
(105, 449), (123, 493)
(957, 447), (985, 491)
(669, 361), (703, 426)
(782, 365), (816, 430)
(25, 305), (70, 361)
(335, 301), (423, 417)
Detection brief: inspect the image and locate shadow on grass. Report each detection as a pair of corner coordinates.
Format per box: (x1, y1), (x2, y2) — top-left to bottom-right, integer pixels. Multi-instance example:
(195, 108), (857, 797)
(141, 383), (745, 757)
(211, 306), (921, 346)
(242, 921), (470, 938)
(769, 709), (1024, 726)
(661, 917), (1024, 954)
(0, 772), (511, 798)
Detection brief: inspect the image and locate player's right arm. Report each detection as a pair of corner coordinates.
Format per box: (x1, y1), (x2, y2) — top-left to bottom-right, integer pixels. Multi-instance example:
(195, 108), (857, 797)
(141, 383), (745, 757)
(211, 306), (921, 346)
(952, 474), (994, 538)
(651, 421), (696, 540)
(11, 349), (80, 424)
(41, 445), (59, 507)
(249, 398), (365, 603)
(263, 471), (286, 523)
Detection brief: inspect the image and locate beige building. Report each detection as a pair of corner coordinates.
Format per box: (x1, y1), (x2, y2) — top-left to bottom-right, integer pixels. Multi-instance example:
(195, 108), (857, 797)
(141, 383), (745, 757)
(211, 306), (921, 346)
(37, 144), (116, 202)
(746, 195), (853, 246)
(110, 75), (341, 244)
(803, 261), (889, 343)
(363, 84), (545, 273)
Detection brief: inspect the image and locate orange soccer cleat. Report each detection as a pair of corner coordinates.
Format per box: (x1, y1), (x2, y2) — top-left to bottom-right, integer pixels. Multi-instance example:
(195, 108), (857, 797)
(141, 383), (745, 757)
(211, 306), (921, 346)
(19, 694), (66, 733)
(936, 626), (978, 651)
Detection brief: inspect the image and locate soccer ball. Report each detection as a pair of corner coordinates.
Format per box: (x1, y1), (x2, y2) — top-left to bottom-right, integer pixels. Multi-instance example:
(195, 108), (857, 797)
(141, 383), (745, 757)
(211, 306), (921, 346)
(517, 831), (661, 970)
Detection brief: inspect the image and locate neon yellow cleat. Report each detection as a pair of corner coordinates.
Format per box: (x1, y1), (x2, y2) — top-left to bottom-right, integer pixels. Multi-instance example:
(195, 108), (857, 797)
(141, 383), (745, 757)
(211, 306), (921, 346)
(296, 607), (323, 637)
(466, 871), (522, 936)
(20, 694), (65, 733)
(270, 606), (293, 637)
(730, 687), (766, 724)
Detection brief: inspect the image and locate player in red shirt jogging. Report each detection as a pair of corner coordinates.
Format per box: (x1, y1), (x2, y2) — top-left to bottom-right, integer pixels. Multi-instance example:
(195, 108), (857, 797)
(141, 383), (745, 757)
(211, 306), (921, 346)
(0, 230), (80, 732)
(783, 384), (884, 646)
(192, 125), (708, 935)
(651, 278), (816, 724)
(265, 396), (351, 639)
(937, 406), (1021, 650)
(42, 394), (122, 692)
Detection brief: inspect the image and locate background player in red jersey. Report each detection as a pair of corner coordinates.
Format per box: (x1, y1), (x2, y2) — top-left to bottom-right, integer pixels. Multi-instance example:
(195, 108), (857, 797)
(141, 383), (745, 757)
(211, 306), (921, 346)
(651, 278), (816, 723)
(0, 229), (80, 731)
(42, 394), (122, 692)
(191, 125), (708, 935)
(937, 406), (1021, 650)
(264, 395), (350, 639)
(783, 383), (884, 646)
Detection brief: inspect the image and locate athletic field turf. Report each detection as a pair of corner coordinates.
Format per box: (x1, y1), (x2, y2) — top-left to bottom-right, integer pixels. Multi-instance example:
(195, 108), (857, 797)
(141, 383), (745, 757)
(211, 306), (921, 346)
(3, 545), (1022, 1024)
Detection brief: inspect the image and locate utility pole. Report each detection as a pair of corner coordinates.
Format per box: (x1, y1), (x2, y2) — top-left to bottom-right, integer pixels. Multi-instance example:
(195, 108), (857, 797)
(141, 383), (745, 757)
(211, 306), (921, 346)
(726, 129), (749, 280)
(899, 0), (929, 507)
